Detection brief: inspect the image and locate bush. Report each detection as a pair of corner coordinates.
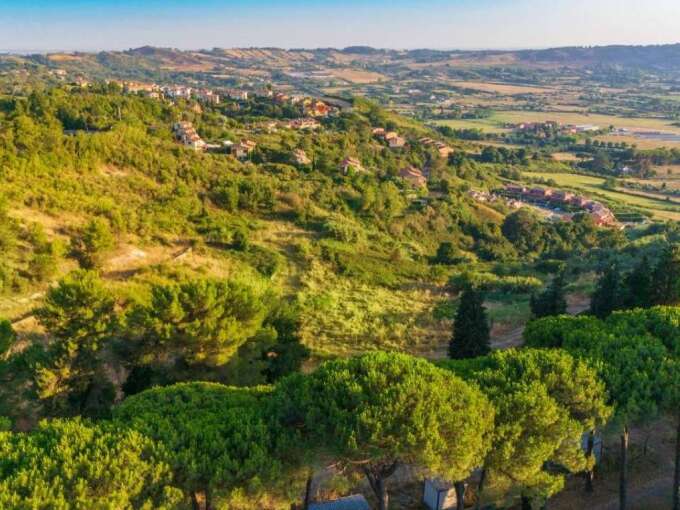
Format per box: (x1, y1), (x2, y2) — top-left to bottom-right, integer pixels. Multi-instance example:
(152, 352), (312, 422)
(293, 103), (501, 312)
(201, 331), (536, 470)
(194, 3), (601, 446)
(449, 271), (543, 294)
(0, 319), (16, 358)
(27, 252), (58, 282)
(322, 214), (366, 244)
(72, 218), (115, 269)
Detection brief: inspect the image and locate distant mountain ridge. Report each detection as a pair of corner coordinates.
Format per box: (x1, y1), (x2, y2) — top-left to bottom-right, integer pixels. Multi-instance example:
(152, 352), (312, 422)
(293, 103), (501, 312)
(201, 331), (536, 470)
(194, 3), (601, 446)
(5, 42), (680, 81)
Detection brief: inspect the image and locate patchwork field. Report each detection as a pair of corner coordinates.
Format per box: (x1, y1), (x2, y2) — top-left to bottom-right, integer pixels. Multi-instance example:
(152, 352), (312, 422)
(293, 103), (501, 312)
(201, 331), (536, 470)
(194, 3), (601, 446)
(435, 110), (680, 137)
(446, 80), (554, 95)
(330, 69), (387, 84)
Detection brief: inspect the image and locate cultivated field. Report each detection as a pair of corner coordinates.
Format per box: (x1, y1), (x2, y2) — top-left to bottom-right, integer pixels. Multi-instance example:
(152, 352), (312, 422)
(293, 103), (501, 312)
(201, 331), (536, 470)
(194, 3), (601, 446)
(330, 69), (387, 84)
(436, 111), (680, 137)
(446, 80), (554, 95)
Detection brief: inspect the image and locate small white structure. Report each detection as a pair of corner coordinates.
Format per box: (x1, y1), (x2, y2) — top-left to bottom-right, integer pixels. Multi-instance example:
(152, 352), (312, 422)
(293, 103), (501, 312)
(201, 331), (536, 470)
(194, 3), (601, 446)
(309, 494), (370, 510)
(423, 479), (458, 510)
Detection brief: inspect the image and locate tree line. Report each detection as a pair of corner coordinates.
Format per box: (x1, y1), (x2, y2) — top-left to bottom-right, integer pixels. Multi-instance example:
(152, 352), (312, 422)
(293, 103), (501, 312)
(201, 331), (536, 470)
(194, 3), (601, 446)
(0, 348), (614, 510)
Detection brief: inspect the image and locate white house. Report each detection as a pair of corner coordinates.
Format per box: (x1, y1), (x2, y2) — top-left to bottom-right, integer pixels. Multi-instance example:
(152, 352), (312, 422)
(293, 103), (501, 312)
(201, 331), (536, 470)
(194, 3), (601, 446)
(423, 479), (459, 510)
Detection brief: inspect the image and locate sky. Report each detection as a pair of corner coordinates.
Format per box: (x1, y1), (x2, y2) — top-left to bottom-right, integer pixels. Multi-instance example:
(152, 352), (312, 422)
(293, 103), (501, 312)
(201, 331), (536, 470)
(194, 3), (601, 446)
(1, 0), (680, 52)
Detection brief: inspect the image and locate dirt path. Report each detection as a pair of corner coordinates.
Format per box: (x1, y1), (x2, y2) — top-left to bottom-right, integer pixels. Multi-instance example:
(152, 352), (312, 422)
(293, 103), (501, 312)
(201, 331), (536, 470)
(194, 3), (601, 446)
(592, 476), (673, 510)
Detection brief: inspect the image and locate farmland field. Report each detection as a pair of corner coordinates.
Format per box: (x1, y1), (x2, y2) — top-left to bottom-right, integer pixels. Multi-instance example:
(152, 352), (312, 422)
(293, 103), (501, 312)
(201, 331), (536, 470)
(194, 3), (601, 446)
(446, 80), (554, 95)
(595, 133), (680, 149)
(433, 118), (511, 133)
(434, 110), (680, 136)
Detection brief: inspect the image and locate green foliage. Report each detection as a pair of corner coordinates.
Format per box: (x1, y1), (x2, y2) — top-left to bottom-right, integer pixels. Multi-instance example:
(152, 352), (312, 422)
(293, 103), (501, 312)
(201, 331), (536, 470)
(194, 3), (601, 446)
(448, 271), (542, 294)
(530, 272), (568, 318)
(623, 255), (653, 309)
(651, 243), (680, 305)
(433, 241), (467, 265)
(0, 418), (182, 509)
(322, 214), (366, 244)
(34, 270), (117, 416)
(502, 209), (546, 256)
(590, 265), (625, 319)
(442, 349), (611, 503)
(272, 352), (494, 503)
(523, 309), (676, 428)
(0, 319), (16, 358)
(71, 218), (116, 269)
(449, 287), (491, 359)
(114, 382), (277, 506)
(126, 278), (269, 366)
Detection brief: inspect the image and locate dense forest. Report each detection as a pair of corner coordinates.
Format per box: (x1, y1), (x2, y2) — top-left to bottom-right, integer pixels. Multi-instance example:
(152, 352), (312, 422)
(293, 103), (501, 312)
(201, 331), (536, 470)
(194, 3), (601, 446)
(0, 80), (679, 510)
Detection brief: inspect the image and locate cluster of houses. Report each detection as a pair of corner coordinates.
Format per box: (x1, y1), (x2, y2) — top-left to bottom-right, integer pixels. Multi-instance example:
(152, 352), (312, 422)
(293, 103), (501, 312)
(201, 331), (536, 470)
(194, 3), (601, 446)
(399, 166), (428, 188)
(370, 129), (453, 156)
(257, 118), (322, 133)
(163, 85), (220, 104)
(419, 137), (454, 158)
(292, 149), (311, 166)
(339, 157), (365, 175)
(337, 157), (427, 189)
(173, 122), (206, 151)
(501, 185), (617, 226)
(173, 121), (258, 159)
(372, 128), (406, 149)
(272, 93), (336, 117)
(110, 81), (222, 104)
(232, 139), (257, 160)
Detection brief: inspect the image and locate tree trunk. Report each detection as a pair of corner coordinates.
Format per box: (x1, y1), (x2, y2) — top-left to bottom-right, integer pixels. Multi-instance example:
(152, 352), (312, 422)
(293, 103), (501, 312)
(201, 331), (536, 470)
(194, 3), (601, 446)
(673, 413), (680, 510)
(205, 487), (213, 510)
(376, 476), (389, 510)
(190, 492), (200, 510)
(303, 473), (314, 510)
(619, 426), (629, 510)
(474, 468), (487, 510)
(363, 462), (397, 510)
(454, 481), (466, 510)
(585, 429), (596, 493)
(521, 494), (532, 510)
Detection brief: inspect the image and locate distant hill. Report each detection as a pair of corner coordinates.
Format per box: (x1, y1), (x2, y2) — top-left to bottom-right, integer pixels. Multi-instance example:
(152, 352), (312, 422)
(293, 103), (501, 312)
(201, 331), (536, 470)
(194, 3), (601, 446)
(514, 44), (680, 70)
(6, 43), (680, 83)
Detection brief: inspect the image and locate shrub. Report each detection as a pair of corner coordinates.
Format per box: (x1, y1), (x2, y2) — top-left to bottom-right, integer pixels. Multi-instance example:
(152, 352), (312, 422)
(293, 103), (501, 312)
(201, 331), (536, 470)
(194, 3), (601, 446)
(449, 271), (543, 294)
(72, 218), (115, 269)
(322, 214), (366, 244)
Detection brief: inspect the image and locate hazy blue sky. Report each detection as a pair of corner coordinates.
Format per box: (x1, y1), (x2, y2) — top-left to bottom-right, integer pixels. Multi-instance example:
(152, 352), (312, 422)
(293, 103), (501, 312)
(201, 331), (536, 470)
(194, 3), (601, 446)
(1, 0), (679, 52)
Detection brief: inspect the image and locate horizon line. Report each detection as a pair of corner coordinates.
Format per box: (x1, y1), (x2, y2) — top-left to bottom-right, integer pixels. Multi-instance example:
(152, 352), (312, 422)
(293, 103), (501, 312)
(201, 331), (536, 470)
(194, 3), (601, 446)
(3, 41), (680, 56)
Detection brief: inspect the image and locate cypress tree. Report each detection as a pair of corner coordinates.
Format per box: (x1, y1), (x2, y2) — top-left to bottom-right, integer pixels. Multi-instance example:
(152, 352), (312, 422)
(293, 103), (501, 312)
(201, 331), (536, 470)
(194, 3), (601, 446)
(530, 272), (568, 319)
(652, 244), (680, 305)
(449, 286), (491, 359)
(590, 265), (624, 318)
(623, 255), (652, 309)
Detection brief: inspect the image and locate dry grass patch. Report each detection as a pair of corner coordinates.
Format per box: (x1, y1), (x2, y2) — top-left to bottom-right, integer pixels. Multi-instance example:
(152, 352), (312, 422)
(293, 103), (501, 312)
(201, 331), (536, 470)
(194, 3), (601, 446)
(330, 69), (387, 84)
(298, 263), (449, 358)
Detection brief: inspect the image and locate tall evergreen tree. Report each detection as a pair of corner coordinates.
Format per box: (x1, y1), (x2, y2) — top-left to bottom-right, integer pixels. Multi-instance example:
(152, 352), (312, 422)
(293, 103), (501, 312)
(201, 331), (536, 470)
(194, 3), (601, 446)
(530, 272), (568, 319)
(652, 244), (680, 305)
(624, 255), (652, 309)
(590, 265), (624, 319)
(449, 286), (491, 359)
